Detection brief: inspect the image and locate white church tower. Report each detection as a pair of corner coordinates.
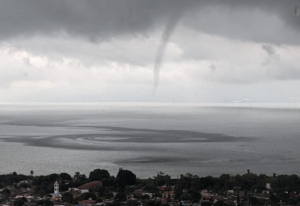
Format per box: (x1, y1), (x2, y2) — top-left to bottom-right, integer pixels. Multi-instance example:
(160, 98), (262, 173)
(54, 180), (59, 196)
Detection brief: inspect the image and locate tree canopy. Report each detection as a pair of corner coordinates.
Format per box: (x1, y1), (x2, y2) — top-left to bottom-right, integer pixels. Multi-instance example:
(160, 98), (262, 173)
(116, 168), (136, 187)
(89, 169), (110, 181)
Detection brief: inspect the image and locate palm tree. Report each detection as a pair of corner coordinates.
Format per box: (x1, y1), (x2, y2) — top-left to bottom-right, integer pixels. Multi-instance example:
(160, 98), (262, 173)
(74, 171), (80, 180)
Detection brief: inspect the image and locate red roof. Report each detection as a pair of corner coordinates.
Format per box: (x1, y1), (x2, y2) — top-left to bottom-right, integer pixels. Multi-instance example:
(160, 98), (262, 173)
(77, 181), (102, 190)
(79, 199), (96, 205)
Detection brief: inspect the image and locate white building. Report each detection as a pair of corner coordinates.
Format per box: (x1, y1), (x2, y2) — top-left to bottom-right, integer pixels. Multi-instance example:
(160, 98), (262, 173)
(54, 181), (59, 197)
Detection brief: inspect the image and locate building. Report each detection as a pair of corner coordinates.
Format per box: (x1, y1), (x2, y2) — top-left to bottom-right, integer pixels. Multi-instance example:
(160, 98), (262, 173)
(68, 181), (102, 194)
(79, 198), (96, 206)
(54, 181), (60, 197)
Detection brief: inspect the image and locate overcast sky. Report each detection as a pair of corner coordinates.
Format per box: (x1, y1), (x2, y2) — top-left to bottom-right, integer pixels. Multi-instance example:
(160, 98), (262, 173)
(1, 0), (300, 103)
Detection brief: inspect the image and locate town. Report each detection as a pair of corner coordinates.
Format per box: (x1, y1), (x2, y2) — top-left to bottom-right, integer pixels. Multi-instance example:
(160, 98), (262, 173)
(0, 168), (300, 206)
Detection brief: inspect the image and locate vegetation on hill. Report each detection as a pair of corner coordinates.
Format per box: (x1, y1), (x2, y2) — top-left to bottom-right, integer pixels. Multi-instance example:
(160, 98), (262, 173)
(1, 169), (300, 205)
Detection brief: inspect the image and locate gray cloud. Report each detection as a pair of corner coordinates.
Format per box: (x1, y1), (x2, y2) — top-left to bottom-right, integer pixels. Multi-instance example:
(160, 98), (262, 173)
(262, 45), (276, 55)
(0, 0), (300, 44)
(0, 0), (191, 41)
(261, 44), (280, 66)
(1, 0), (300, 102)
(209, 64), (216, 72)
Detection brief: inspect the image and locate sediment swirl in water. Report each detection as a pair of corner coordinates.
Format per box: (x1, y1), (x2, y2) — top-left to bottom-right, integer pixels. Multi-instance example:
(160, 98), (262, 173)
(0, 126), (252, 151)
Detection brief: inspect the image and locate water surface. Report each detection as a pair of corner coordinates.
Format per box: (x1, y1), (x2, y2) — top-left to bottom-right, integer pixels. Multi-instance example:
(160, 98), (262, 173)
(0, 103), (299, 178)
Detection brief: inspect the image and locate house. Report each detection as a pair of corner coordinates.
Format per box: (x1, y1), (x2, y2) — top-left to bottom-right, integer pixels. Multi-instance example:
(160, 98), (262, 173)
(79, 199), (96, 206)
(77, 181), (102, 194)
(142, 192), (154, 198)
(126, 194), (135, 201)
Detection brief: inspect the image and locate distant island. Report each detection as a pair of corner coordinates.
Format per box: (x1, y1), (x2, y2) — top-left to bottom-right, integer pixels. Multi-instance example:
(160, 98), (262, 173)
(0, 168), (299, 206)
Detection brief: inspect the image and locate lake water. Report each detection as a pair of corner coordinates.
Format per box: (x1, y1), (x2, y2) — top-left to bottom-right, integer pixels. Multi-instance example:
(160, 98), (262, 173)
(0, 103), (300, 178)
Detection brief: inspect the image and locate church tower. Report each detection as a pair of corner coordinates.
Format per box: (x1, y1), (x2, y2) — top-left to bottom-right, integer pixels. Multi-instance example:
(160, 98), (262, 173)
(54, 180), (59, 196)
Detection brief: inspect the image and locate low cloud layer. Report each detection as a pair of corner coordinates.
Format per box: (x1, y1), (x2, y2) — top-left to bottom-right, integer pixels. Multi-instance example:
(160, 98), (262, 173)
(1, 0), (300, 44)
(0, 1), (300, 102)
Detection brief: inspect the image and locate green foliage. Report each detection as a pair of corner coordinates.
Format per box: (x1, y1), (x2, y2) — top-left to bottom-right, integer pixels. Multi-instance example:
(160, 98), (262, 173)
(143, 184), (157, 193)
(19, 183), (31, 188)
(154, 172), (171, 186)
(116, 168), (136, 187)
(74, 172), (80, 180)
(215, 201), (225, 206)
(78, 192), (97, 201)
(107, 202), (123, 206)
(127, 200), (139, 206)
(89, 169), (110, 181)
(115, 192), (126, 201)
(0, 174), (29, 187)
(190, 189), (201, 202)
(201, 202), (212, 206)
(37, 199), (53, 206)
(1, 188), (11, 200)
(97, 197), (103, 203)
(62, 192), (74, 203)
(154, 192), (162, 198)
(102, 176), (116, 187)
(33, 174), (59, 186)
(142, 194), (150, 200)
(14, 197), (27, 206)
(3, 168), (300, 206)
(180, 193), (192, 201)
(59, 173), (72, 181)
(145, 200), (161, 206)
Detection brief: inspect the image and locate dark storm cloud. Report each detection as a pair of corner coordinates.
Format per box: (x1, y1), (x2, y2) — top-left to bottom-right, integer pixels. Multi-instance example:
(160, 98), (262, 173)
(0, 0), (300, 44)
(0, 0), (194, 41)
(183, 0), (300, 45)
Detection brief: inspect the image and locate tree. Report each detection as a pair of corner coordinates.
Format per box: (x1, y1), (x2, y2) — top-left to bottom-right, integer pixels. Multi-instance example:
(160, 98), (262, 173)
(1, 189), (11, 200)
(62, 192), (73, 203)
(30, 170), (34, 176)
(89, 169), (110, 181)
(146, 200), (161, 206)
(60, 173), (72, 181)
(79, 174), (87, 181)
(142, 194), (150, 200)
(37, 199), (53, 206)
(39, 189), (46, 198)
(154, 172), (171, 186)
(74, 172), (80, 180)
(116, 168), (136, 187)
(127, 200), (139, 206)
(180, 193), (192, 201)
(106, 202), (122, 206)
(14, 197), (27, 206)
(201, 202), (212, 206)
(20, 183), (31, 188)
(215, 201), (225, 206)
(190, 190), (201, 202)
(78, 192), (97, 201)
(249, 197), (259, 206)
(115, 192), (126, 201)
